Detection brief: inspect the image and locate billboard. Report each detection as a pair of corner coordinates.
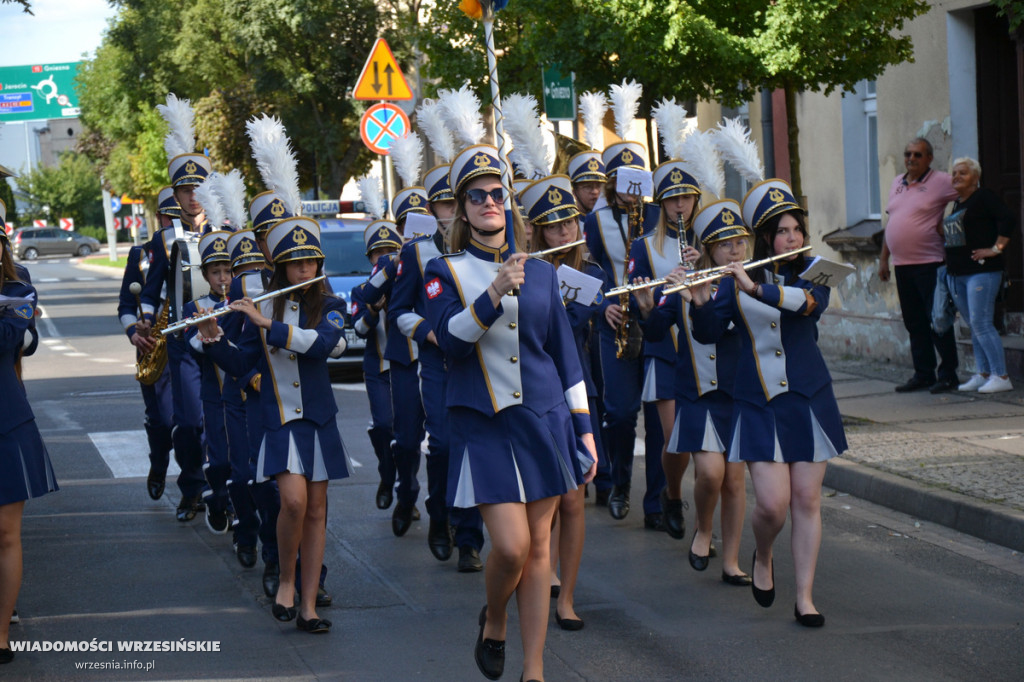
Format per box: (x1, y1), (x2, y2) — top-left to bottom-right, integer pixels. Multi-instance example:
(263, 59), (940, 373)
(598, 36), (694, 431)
(0, 62), (81, 123)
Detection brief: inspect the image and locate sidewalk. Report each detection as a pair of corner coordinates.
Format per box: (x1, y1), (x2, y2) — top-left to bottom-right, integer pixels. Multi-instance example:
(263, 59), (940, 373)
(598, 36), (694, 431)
(824, 355), (1024, 552)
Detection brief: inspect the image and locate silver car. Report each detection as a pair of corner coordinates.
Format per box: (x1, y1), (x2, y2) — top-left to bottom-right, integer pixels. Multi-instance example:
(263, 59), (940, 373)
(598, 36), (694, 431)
(11, 227), (101, 260)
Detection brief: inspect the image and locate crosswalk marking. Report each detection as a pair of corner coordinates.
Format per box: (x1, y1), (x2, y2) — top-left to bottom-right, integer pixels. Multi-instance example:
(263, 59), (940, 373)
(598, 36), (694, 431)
(89, 430), (181, 479)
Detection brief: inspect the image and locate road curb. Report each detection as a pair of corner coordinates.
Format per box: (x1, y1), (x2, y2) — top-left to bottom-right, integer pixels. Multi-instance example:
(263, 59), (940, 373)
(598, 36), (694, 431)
(824, 457), (1024, 552)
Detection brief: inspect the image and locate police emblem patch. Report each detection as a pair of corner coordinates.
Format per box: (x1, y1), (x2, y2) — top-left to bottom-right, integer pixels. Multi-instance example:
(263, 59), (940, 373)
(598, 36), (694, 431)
(326, 310), (345, 330)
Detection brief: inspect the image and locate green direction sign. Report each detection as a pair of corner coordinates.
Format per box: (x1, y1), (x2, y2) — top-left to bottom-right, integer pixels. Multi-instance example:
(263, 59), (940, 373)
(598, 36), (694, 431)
(542, 65), (575, 121)
(0, 62), (81, 123)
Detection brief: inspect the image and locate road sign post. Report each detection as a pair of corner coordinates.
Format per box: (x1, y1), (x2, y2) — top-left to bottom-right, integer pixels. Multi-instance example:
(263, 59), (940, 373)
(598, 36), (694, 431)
(359, 103), (410, 156)
(542, 65), (576, 121)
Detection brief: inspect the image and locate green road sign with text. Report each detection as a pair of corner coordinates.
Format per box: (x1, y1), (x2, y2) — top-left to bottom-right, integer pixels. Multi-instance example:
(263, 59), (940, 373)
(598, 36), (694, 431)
(542, 65), (575, 121)
(0, 62), (81, 123)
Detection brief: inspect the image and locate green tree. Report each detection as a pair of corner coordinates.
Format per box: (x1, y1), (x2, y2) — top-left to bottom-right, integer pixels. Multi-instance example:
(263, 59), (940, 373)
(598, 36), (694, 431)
(16, 152), (104, 227)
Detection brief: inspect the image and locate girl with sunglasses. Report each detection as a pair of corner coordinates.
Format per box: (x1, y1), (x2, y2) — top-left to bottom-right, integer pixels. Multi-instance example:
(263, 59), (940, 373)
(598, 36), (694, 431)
(424, 147), (597, 682)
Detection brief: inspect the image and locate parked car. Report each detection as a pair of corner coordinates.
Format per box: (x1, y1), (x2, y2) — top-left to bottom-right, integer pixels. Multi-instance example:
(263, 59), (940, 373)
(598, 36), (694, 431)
(319, 217), (374, 377)
(11, 227), (101, 260)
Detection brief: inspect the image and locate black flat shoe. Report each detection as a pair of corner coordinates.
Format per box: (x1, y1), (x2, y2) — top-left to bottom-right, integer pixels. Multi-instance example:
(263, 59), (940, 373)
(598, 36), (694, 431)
(608, 484), (630, 520)
(794, 604), (825, 628)
(458, 545), (483, 573)
(660, 489), (685, 540)
(272, 602), (296, 622)
(895, 375), (934, 393)
(475, 606), (505, 680)
(721, 571), (752, 586)
(392, 502), (414, 537)
(296, 615), (332, 633)
(428, 518), (454, 561)
(751, 550), (775, 608)
(375, 480), (394, 510)
(0, 648), (13, 665)
(550, 584), (560, 599)
(234, 544), (257, 568)
(146, 470), (165, 500)
(316, 586), (333, 608)
(554, 610), (585, 631)
(262, 562), (280, 598)
(688, 531), (710, 571)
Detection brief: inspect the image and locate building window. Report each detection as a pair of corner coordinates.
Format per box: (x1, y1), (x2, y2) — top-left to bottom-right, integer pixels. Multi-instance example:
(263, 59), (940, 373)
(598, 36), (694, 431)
(841, 79), (882, 225)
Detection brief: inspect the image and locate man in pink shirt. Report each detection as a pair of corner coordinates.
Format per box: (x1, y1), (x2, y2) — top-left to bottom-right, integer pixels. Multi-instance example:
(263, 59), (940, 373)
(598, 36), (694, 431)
(879, 137), (960, 392)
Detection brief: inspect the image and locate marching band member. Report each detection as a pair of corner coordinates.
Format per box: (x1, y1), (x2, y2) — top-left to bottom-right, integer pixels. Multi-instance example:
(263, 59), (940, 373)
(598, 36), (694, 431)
(350, 221), (402, 512)
(196, 217), (350, 634)
(583, 80), (662, 525)
(117, 187), (176, 501)
(690, 180), (847, 627)
(638, 200), (751, 584)
(1, 231), (58, 665)
(139, 94), (212, 522)
(573, 91), (610, 216)
(523, 174), (605, 631)
(628, 156), (702, 535)
(424, 145), (596, 682)
(183, 231), (236, 534)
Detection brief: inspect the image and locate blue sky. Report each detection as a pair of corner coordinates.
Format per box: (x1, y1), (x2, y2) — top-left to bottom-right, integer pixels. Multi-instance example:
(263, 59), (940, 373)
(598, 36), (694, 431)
(0, 0), (117, 67)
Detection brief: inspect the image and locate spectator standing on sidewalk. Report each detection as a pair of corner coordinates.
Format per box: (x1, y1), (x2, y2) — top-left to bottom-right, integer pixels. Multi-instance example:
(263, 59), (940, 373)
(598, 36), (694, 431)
(879, 137), (960, 393)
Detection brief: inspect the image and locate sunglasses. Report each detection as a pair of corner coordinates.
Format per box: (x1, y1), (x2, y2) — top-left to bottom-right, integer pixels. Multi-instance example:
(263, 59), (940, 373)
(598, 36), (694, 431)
(903, 151), (925, 159)
(465, 187), (506, 206)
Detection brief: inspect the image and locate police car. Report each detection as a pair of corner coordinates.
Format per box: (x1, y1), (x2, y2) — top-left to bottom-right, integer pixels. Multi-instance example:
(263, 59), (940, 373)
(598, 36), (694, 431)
(305, 200), (373, 377)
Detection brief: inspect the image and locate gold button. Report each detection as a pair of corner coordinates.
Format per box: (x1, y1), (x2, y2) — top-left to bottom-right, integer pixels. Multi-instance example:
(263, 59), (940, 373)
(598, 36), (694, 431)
(710, 380), (717, 386)
(770, 322), (777, 329)
(775, 350), (782, 357)
(709, 354), (716, 360)
(512, 391), (521, 398)
(510, 356), (518, 363)
(291, 305), (298, 311)
(289, 353), (296, 360)
(295, 407), (302, 413)
(293, 381), (300, 387)
(509, 322), (517, 329)
(780, 381), (787, 386)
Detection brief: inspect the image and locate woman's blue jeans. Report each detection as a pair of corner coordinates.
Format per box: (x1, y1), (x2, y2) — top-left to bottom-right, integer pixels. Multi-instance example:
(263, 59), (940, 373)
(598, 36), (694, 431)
(948, 271), (1006, 376)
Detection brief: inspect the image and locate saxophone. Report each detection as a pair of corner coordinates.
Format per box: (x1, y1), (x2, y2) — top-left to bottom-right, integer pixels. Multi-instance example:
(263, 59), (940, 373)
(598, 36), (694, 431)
(136, 301), (169, 385)
(614, 199), (644, 360)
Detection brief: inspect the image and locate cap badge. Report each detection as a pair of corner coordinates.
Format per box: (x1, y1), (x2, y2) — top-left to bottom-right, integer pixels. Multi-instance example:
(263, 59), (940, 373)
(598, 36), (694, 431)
(768, 188), (785, 203)
(213, 238), (226, 252)
(473, 153), (492, 168)
(721, 210), (735, 226)
(239, 240), (253, 253)
(620, 149), (634, 164)
(184, 160), (197, 175)
(587, 158), (600, 172)
(670, 169), (683, 184)
(408, 193), (421, 207)
(270, 200), (285, 217)
(292, 228), (309, 245)
(547, 187), (564, 205)
(378, 227), (391, 239)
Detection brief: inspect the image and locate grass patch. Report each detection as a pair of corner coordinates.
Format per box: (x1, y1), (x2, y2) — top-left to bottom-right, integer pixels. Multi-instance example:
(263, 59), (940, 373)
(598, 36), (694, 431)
(84, 254), (129, 269)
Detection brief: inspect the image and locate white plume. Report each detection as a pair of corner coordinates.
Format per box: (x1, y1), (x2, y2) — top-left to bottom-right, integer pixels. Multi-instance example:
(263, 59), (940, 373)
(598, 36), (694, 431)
(216, 168), (248, 230)
(652, 98), (690, 162)
(245, 114), (301, 216)
(711, 117), (764, 185)
(415, 99), (456, 163)
(680, 130), (724, 199)
(502, 93), (549, 179)
(608, 79), (642, 141)
(438, 85), (486, 148)
(579, 91), (608, 150)
(389, 132), (424, 187)
(194, 172), (226, 230)
(157, 93), (195, 162)
(358, 175), (386, 220)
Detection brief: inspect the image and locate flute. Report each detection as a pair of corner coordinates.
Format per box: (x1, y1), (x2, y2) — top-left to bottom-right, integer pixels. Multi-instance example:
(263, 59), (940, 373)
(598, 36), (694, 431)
(605, 264), (734, 296)
(527, 239), (586, 258)
(161, 274), (326, 335)
(661, 246), (812, 295)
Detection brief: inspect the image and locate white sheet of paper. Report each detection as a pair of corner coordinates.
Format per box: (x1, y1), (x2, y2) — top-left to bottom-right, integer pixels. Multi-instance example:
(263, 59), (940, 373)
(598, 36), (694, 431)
(557, 264), (603, 306)
(404, 212), (437, 238)
(798, 256), (856, 287)
(615, 167), (653, 199)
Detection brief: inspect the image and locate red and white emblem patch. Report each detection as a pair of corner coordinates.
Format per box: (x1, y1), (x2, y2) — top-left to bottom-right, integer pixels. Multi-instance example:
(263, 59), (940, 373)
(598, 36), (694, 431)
(350, 302), (359, 316)
(397, 261), (404, 277)
(657, 295), (667, 307)
(425, 277), (443, 299)
(627, 258), (636, 275)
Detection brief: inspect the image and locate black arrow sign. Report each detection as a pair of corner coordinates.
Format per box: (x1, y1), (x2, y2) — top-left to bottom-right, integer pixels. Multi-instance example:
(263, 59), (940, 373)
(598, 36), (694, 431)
(371, 62), (382, 94)
(383, 64), (394, 96)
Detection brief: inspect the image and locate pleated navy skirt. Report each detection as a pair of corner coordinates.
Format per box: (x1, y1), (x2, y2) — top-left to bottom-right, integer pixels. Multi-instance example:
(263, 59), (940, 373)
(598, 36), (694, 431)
(257, 419), (352, 483)
(727, 384), (847, 463)
(667, 390), (733, 455)
(0, 420), (59, 505)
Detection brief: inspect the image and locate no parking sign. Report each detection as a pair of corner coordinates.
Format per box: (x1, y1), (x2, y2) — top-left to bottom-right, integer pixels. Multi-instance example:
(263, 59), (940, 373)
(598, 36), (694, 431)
(359, 103), (410, 156)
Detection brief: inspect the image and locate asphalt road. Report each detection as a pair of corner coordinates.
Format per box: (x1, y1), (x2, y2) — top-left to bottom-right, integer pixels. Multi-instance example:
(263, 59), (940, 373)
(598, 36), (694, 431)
(10, 259), (1024, 680)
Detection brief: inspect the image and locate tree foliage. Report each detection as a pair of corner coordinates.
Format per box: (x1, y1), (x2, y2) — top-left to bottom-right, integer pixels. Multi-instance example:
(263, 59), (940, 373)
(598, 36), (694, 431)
(16, 152), (104, 227)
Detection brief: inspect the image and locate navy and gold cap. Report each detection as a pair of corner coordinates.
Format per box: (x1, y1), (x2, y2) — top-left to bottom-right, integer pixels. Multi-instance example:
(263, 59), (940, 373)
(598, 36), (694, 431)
(227, 229), (266, 269)
(449, 144), (501, 196)
(157, 186), (180, 217)
(652, 161), (700, 202)
(513, 179), (532, 222)
(424, 164), (454, 203)
(693, 199), (749, 246)
(168, 153), (211, 188)
(392, 187), (429, 223)
(742, 179), (803, 233)
(363, 220), (403, 256)
(601, 141), (646, 178)
(267, 217), (323, 264)
(522, 175), (581, 227)
(249, 191), (294, 235)
(568, 151), (607, 185)
(199, 230), (233, 266)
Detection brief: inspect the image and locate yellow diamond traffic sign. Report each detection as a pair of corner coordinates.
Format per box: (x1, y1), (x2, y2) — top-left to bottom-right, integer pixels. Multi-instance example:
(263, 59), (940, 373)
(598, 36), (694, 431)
(353, 38), (413, 101)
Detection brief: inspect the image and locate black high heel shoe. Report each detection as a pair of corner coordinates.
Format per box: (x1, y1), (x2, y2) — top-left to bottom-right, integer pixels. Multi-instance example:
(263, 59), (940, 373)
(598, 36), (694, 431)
(475, 605), (505, 680)
(794, 604), (825, 628)
(272, 601), (297, 622)
(751, 550), (775, 608)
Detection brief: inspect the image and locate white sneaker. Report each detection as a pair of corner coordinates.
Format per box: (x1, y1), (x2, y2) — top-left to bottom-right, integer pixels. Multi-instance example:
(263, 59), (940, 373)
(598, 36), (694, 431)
(978, 375), (1013, 394)
(958, 374), (987, 391)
